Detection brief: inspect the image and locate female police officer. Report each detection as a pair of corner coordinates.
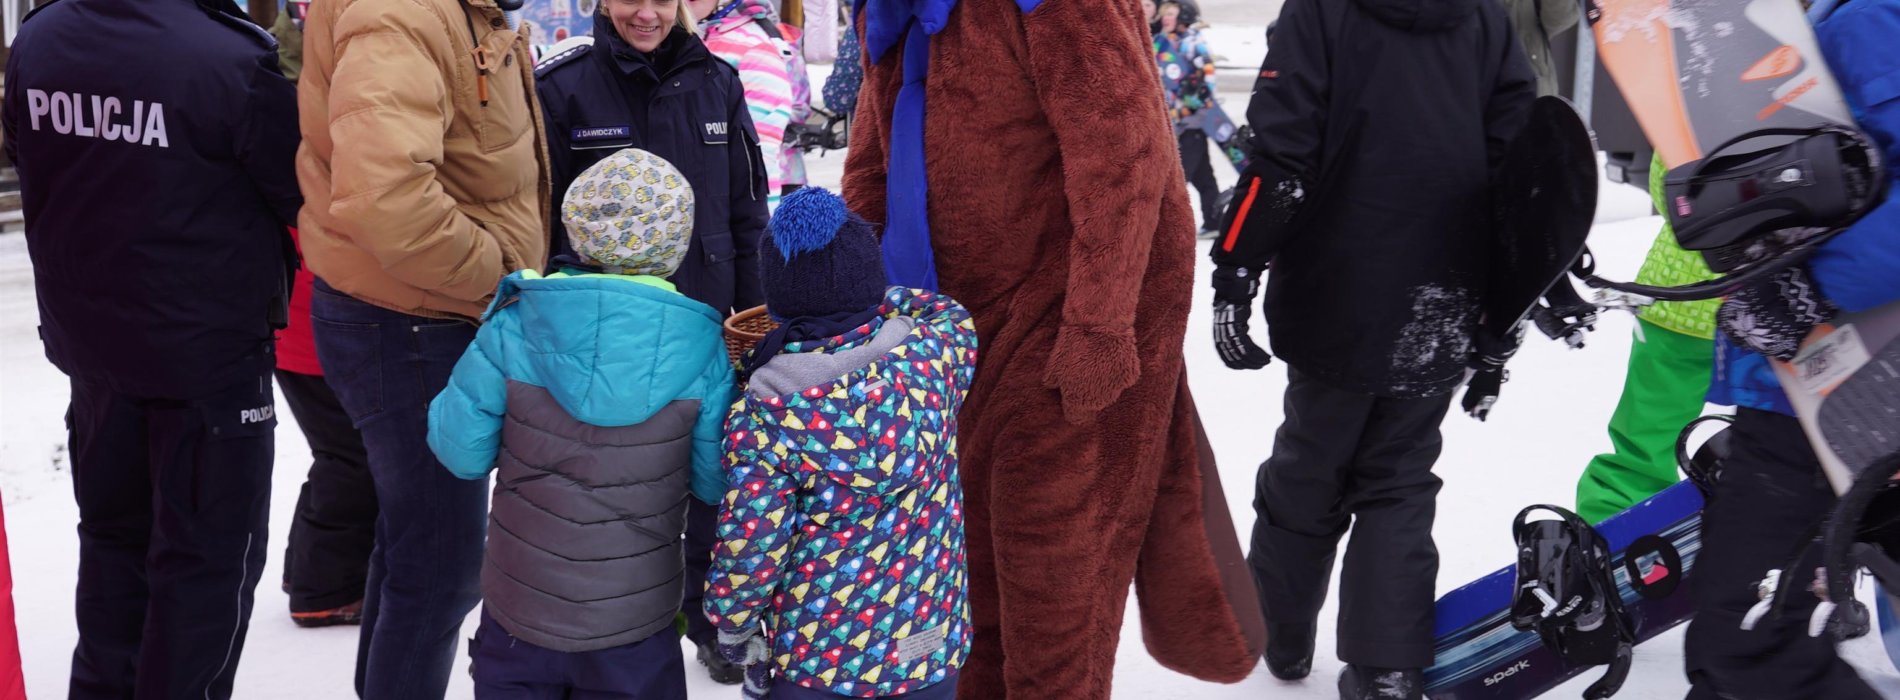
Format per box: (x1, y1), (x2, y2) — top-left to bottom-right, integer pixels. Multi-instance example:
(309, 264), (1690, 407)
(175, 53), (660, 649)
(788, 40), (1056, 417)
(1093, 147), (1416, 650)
(533, 0), (769, 683)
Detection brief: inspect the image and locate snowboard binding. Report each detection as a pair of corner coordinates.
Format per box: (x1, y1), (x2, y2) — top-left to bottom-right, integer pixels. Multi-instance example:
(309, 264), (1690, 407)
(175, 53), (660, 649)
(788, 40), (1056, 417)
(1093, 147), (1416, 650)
(790, 107), (850, 154)
(1577, 124), (1886, 305)
(1509, 505), (1636, 700)
(1675, 415), (1734, 500)
(1665, 125), (1886, 273)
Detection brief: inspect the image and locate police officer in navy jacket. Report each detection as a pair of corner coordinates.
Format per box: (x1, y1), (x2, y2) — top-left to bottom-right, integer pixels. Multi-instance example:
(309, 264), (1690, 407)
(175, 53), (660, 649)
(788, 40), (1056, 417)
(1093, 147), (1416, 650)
(2, 0), (300, 697)
(535, 8), (768, 318)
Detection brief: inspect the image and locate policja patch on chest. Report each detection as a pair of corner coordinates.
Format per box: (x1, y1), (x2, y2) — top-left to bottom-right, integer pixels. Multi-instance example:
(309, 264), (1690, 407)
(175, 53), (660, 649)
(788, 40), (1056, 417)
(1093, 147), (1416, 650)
(702, 120), (729, 144)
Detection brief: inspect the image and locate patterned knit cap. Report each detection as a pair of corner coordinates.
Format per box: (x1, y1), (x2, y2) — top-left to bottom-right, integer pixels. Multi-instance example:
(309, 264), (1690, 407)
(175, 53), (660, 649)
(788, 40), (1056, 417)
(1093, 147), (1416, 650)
(561, 148), (696, 276)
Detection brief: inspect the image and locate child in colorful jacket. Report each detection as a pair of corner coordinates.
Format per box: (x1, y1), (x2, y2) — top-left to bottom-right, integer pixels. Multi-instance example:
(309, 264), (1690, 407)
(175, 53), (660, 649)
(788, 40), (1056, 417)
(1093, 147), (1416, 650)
(700, 0), (800, 208)
(705, 188), (977, 700)
(428, 149), (736, 699)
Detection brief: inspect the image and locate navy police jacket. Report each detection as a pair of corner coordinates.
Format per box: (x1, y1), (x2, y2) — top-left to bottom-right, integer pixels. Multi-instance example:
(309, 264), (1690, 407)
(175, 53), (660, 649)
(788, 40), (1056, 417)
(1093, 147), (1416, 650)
(537, 17), (768, 317)
(3, 0), (301, 399)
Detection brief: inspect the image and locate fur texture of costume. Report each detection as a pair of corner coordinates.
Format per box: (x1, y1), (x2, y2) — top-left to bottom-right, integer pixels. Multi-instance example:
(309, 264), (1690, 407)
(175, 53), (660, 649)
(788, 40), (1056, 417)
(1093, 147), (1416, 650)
(842, 0), (1265, 694)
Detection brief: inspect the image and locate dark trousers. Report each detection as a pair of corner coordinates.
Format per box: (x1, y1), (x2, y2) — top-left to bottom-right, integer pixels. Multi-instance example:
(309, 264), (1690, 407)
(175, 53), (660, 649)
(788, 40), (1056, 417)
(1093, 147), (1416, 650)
(471, 609), (686, 700)
(766, 675), (957, 700)
(1683, 408), (1879, 700)
(1247, 368), (1450, 669)
(310, 280), (487, 700)
(1179, 128), (1220, 229)
(276, 369), (377, 613)
(682, 498), (720, 647)
(65, 365), (275, 700)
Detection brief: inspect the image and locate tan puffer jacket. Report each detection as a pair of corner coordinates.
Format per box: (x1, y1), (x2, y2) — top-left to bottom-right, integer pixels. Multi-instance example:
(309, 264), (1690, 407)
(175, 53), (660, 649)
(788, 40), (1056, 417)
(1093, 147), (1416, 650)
(296, 0), (550, 320)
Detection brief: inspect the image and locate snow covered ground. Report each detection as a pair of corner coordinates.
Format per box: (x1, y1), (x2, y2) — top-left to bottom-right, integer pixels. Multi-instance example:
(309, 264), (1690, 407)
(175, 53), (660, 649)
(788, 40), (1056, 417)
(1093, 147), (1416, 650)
(6, 27), (1900, 700)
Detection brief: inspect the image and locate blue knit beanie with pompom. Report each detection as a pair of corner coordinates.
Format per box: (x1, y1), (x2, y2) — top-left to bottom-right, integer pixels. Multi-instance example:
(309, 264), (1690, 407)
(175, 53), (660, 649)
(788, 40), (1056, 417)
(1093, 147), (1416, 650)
(760, 188), (889, 320)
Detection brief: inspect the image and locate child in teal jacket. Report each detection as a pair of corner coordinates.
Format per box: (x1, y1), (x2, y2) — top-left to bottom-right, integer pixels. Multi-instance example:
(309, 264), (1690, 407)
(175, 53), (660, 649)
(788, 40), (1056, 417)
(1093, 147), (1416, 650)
(427, 149), (736, 697)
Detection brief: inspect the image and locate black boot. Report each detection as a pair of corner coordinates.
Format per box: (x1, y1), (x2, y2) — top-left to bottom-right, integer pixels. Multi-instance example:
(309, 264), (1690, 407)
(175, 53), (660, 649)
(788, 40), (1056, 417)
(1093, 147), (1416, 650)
(1265, 623), (1315, 680)
(1339, 665), (1422, 700)
(695, 640), (745, 685)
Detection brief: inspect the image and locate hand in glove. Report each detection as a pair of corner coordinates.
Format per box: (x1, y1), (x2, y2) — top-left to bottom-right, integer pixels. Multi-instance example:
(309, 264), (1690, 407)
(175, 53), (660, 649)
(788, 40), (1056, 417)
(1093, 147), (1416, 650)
(1717, 265), (1839, 362)
(1043, 324), (1142, 424)
(1211, 265), (1272, 370)
(1461, 325), (1525, 421)
(718, 626), (773, 700)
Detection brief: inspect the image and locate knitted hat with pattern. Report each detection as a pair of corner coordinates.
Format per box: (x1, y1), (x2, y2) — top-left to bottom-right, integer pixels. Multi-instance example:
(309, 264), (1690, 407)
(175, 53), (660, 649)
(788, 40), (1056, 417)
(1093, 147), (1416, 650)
(561, 148), (696, 277)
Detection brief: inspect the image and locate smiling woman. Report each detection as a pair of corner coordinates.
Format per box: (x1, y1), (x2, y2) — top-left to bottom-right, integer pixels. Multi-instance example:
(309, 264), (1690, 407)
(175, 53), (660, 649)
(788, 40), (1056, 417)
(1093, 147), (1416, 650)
(603, 0), (697, 52)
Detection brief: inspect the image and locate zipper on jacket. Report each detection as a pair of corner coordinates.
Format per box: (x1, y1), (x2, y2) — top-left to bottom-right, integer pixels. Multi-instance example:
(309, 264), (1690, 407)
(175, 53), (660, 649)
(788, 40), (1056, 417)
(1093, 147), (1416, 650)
(464, 9), (492, 106)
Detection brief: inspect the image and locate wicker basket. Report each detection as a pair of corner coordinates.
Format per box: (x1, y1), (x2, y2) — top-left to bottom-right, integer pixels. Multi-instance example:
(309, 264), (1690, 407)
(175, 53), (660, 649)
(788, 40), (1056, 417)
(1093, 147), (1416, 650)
(723, 305), (778, 366)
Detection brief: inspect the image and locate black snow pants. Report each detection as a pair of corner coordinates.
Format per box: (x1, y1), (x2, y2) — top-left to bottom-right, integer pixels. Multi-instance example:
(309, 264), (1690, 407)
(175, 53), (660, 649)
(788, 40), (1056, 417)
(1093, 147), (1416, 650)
(1684, 408), (1879, 700)
(1248, 367), (1450, 670)
(1178, 128), (1220, 230)
(65, 363), (274, 700)
(276, 369), (377, 614)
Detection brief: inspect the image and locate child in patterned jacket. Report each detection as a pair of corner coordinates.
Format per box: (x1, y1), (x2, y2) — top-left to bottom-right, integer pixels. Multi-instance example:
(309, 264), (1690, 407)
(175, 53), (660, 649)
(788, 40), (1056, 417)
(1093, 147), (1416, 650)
(705, 188), (977, 700)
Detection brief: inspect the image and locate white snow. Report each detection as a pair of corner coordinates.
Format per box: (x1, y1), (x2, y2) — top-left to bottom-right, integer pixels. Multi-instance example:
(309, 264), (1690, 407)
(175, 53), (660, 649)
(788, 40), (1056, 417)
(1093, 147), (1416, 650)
(4, 45), (1899, 700)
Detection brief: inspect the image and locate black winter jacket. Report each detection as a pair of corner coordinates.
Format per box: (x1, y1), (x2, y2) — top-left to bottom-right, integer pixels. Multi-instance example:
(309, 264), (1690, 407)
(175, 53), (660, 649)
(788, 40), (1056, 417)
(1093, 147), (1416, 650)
(3, 0), (301, 399)
(1218, 0), (1535, 398)
(536, 18), (768, 317)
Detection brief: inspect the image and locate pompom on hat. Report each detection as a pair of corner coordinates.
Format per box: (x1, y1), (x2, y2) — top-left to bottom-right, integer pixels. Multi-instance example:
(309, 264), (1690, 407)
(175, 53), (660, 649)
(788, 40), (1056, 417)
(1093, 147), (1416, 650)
(759, 187), (890, 320)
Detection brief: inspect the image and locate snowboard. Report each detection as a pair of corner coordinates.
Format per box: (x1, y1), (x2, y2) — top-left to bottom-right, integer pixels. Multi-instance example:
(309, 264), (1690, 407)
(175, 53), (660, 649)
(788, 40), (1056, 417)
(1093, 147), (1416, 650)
(1478, 95), (1599, 345)
(1157, 33), (1246, 168)
(1586, 0), (1855, 171)
(1770, 300), (1900, 495)
(1424, 480), (1705, 700)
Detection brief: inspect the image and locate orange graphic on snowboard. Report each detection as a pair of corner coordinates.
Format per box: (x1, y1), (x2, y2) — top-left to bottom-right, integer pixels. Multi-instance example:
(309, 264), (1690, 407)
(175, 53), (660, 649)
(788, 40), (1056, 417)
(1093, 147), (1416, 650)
(1742, 45), (1803, 81)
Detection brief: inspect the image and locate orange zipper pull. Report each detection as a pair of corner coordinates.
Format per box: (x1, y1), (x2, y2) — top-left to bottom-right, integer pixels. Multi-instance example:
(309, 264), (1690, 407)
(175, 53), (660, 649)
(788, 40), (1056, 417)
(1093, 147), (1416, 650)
(473, 45), (492, 106)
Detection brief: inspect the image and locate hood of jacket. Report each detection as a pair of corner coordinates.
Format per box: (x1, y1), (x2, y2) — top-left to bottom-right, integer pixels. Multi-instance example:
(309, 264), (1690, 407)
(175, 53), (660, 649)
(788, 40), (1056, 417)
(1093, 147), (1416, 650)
(487, 270), (725, 427)
(1351, 0), (1479, 32)
(704, 0), (782, 34)
(745, 287), (976, 501)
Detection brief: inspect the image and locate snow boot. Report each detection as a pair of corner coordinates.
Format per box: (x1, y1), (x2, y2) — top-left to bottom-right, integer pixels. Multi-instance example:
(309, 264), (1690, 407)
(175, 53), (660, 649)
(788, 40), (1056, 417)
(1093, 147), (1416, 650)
(1338, 665), (1422, 700)
(696, 639), (745, 685)
(1265, 622), (1315, 680)
(290, 599), (364, 628)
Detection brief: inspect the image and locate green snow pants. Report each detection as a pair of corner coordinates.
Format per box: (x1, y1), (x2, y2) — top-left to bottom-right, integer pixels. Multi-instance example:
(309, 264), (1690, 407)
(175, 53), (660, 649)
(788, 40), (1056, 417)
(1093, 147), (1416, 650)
(1576, 318), (1715, 523)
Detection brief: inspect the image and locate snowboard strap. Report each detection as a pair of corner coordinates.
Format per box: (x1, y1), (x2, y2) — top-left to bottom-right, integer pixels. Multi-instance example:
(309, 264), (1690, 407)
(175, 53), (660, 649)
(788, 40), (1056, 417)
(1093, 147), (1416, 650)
(1674, 415), (1734, 499)
(1665, 124), (1886, 269)
(1509, 504), (1635, 700)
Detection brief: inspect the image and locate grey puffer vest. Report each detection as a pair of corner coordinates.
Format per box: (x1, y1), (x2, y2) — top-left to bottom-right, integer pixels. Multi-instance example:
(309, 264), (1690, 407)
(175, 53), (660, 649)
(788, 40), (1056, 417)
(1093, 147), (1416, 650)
(482, 380), (699, 653)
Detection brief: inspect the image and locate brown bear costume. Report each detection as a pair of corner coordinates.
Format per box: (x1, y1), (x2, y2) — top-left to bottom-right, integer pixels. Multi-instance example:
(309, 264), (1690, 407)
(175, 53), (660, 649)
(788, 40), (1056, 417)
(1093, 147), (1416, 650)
(840, 0), (1266, 694)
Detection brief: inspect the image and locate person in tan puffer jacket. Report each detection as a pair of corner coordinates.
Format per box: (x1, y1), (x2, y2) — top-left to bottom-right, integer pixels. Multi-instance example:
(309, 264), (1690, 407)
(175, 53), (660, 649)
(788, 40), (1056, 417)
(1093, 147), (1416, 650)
(298, 0), (549, 320)
(294, 0), (549, 697)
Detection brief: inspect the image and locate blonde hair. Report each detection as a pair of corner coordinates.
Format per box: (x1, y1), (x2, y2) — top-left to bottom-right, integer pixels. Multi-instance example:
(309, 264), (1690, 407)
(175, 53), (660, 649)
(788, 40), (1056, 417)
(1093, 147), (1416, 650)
(599, 0), (698, 37)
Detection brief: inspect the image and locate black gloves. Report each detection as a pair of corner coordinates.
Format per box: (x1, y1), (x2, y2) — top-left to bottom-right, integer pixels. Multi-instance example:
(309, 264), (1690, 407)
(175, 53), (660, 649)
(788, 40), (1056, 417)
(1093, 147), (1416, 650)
(1212, 265), (1272, 370)
(1718, 265), (1839, 361)
(1461, 325), (1525, 421)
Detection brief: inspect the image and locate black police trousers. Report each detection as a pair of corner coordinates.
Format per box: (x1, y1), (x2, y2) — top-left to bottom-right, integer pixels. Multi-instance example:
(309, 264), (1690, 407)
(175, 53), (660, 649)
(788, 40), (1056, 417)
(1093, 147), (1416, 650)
(1684, 408), (1879, 700)
(276, 369), (376, 614)
(1248, 367), (1451, 670)
(65, 367), (274, 700)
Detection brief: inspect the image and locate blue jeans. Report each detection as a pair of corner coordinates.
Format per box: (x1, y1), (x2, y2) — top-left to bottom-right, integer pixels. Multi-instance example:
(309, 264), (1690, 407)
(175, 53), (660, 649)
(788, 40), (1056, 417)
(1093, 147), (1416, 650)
(471, 609), (686, 699)
(310, 280), (486, 700)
